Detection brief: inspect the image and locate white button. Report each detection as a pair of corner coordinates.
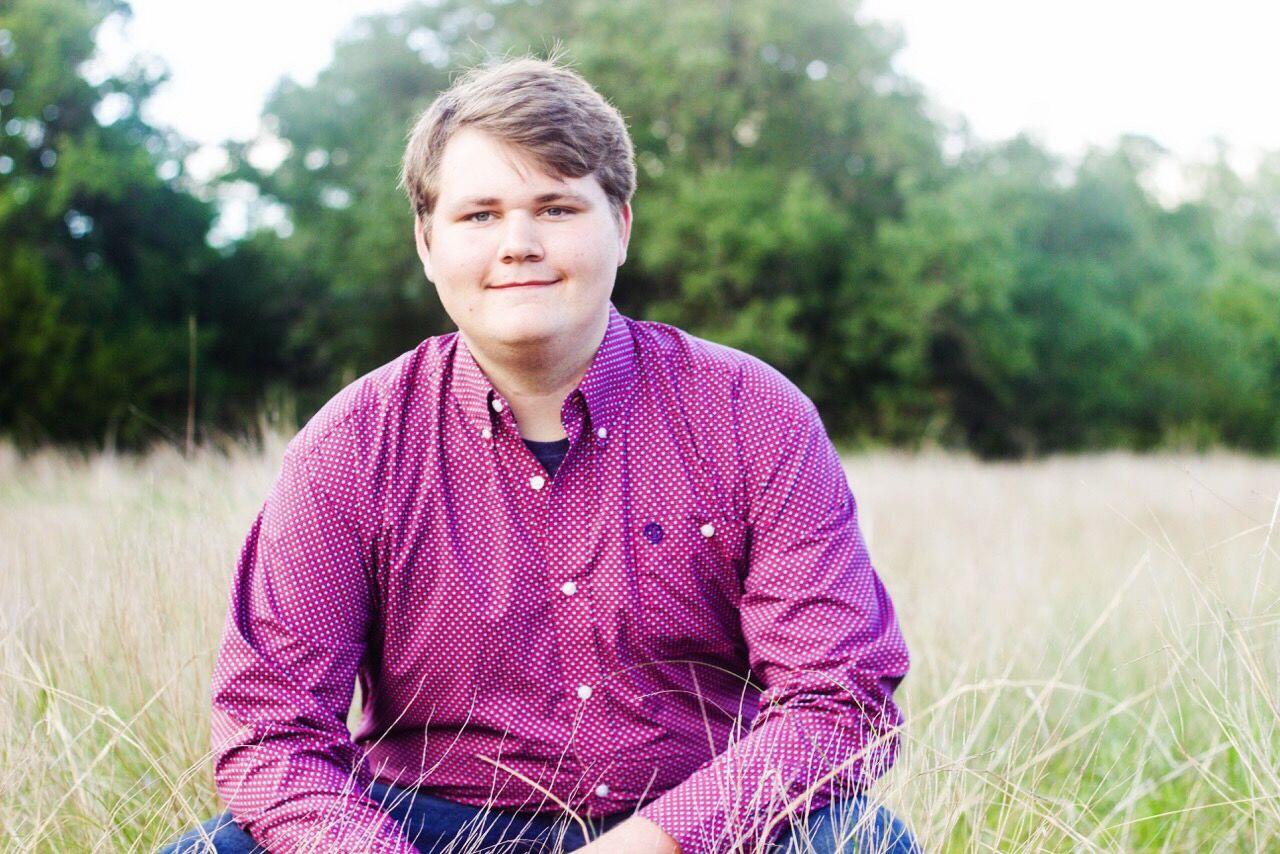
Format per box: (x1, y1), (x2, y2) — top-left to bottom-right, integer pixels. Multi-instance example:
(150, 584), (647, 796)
(576, 684), (593, 701)
(481, 427), (492, 440)
(560, 581), (578, 596)
(530, 475), (546, 491)
(596, 426), (608, 439)
(700, 523), (716, 538)
(491, 397), (504, 413)
(594, 784), (610, 797)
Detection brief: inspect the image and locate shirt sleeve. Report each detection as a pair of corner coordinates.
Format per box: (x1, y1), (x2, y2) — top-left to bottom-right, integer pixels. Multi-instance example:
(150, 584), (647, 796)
(638, 364), (909, 854)
(209, 435), (418, 854)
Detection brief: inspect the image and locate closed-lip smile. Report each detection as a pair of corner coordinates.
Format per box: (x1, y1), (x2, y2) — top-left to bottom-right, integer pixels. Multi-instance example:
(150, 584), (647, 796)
(489, 279), (559, 289)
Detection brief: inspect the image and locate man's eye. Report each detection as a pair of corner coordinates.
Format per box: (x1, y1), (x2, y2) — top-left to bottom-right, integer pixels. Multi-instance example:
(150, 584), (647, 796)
(543, 207), (572, 217)
(467, 211), (494, 222)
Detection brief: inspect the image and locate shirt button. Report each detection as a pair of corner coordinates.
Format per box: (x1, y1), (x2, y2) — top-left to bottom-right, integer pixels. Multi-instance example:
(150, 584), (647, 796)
(700, 522), (716, 538)
(596, 426), (608, 439)
(530, 475), (546, 491)
(576, 684), (593, 701)
(481, 427), (492, 440)
(594, 783), (610, 797)
(561, 580), (578, 596)
(491, 397), (504, 413)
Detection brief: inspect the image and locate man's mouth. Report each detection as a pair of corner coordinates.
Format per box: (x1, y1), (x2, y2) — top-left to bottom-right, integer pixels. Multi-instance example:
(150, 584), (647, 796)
(489, 279), (560, 289)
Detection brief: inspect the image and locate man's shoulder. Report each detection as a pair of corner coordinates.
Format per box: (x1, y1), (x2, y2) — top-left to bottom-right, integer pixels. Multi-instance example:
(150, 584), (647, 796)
(626, 317), (814, 419)
(627, 316), (760, 383)
(286, 333), (455, 460)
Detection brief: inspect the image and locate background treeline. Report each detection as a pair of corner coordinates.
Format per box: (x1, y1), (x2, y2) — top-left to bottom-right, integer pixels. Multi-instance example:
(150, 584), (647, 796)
(2, 0), (1278, 457)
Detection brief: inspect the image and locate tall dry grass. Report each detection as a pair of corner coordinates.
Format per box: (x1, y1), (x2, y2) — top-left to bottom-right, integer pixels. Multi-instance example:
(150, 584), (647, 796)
(1, 441), (1277, 852)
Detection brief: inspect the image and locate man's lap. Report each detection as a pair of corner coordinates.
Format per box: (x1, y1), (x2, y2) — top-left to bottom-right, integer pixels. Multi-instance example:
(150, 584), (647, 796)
(157, 784), (919, 853)
(156, 782), (612, 854)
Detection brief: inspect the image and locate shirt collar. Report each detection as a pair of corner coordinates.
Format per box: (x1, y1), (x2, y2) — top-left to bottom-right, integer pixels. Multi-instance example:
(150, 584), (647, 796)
(575, 302), (637, 434)
(449, 302), (636, 438)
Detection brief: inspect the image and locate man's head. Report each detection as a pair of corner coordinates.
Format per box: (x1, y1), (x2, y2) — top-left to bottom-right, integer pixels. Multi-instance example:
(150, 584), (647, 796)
(402, 57), (635, 238)
(402, 57), (636, 357)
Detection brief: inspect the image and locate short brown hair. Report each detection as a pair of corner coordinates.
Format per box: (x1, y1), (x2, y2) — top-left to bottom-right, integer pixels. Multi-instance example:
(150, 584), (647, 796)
(401, 57), (636, 236)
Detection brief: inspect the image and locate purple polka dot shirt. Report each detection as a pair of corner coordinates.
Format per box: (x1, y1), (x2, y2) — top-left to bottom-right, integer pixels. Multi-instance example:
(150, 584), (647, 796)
(211, 303), (909, 853)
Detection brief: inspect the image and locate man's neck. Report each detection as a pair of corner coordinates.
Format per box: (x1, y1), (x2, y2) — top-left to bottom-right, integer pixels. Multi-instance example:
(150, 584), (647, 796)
(461, 311), (609, 442)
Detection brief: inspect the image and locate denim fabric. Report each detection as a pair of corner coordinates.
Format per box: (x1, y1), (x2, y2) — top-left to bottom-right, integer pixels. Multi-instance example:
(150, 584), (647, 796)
(157, 781), (624, 854)
(157, 783), (919, 853)
(773, 793), (920, 853)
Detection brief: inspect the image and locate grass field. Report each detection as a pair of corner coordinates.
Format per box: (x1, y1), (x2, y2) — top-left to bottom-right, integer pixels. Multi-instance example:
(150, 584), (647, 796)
(2, 440), (1277, 852)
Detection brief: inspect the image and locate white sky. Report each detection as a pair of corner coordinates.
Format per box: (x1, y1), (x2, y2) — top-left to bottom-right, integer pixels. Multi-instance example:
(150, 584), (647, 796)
(858, 0), (1280, 166)
(93, 0), (406, 146)
(93, 0), (1280, 175)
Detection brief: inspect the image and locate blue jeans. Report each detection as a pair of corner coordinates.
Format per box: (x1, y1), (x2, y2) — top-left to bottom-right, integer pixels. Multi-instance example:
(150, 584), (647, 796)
(158, 781), (919, 853)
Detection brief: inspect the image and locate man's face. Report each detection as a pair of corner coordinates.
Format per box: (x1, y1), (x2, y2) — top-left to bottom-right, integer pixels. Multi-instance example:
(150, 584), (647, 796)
(415, 127), (631, 358)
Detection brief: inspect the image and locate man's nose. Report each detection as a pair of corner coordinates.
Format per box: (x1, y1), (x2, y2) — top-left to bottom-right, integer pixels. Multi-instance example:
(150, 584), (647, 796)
(499, 213), (544, 263)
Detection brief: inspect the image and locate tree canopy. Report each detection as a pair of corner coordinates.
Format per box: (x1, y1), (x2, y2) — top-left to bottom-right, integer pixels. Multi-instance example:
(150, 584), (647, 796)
(2, 0), (1278, 456)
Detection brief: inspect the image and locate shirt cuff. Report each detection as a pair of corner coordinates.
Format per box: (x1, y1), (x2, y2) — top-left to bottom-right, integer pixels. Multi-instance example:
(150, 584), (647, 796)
(637, 705), (881, 854)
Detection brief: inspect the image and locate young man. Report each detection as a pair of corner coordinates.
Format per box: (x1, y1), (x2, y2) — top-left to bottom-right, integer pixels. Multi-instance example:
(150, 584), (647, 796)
(161, 59), (916, 854)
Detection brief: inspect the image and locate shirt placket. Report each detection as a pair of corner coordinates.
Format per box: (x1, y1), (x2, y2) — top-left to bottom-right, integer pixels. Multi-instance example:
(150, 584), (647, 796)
(551, 397), (622, 810)
(486, 389), (617, 811)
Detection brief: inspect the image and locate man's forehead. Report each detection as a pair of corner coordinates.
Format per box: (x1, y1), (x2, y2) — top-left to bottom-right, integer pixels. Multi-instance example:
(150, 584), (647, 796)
(435, 128), (602, 208)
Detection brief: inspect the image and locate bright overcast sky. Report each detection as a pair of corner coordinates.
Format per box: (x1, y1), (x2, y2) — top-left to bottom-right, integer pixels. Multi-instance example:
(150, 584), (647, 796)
(95, 0), (1280, 169)
(859, 0), (1280, 165)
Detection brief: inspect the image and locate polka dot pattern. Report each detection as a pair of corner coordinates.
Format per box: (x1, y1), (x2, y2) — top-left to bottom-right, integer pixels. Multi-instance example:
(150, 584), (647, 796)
(210, 303), (909, 854)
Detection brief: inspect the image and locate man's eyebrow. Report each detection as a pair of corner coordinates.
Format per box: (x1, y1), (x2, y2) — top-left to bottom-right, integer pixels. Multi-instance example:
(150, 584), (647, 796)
(446, 192), (593, 211)
(533, 192), (593, 206)
(451, 196), (502, 210)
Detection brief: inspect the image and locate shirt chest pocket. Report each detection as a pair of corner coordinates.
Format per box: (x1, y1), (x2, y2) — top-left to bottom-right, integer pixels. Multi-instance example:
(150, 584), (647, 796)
(633, 512), (750, 660)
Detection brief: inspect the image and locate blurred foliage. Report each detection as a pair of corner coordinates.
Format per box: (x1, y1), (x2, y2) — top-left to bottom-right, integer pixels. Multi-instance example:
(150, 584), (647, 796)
(1, 0), (1279, 456)
(0, 0), (213, 445)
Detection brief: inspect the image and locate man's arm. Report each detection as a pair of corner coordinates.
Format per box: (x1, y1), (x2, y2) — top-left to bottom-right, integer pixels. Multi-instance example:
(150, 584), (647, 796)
(635, 360), (910, 854)
(211, 435), (418, 854)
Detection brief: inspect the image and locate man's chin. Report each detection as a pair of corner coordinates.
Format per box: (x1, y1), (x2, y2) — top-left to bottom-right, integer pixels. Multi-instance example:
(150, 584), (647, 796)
(488, 321), (563, 351)
(460, 303), (607, 355)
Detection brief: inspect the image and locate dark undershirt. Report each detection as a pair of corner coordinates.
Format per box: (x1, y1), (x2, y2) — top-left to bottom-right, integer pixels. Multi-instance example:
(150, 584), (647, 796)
(522, 437), (571, 477)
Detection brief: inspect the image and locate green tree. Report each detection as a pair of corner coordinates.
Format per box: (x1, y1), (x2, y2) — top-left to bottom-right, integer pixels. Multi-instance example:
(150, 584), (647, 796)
(0, 0), (224, 446)
(1194, 149), (1280, 449)
(875, 138), (1043, 454)
(13, 0), (1271, 455)
(874, 133), (1275, 456)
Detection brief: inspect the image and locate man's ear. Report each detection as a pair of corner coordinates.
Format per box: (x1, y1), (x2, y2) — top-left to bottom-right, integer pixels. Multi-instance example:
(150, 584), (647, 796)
(414, 213), (434, 282)
(616, 202), (633, 267)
